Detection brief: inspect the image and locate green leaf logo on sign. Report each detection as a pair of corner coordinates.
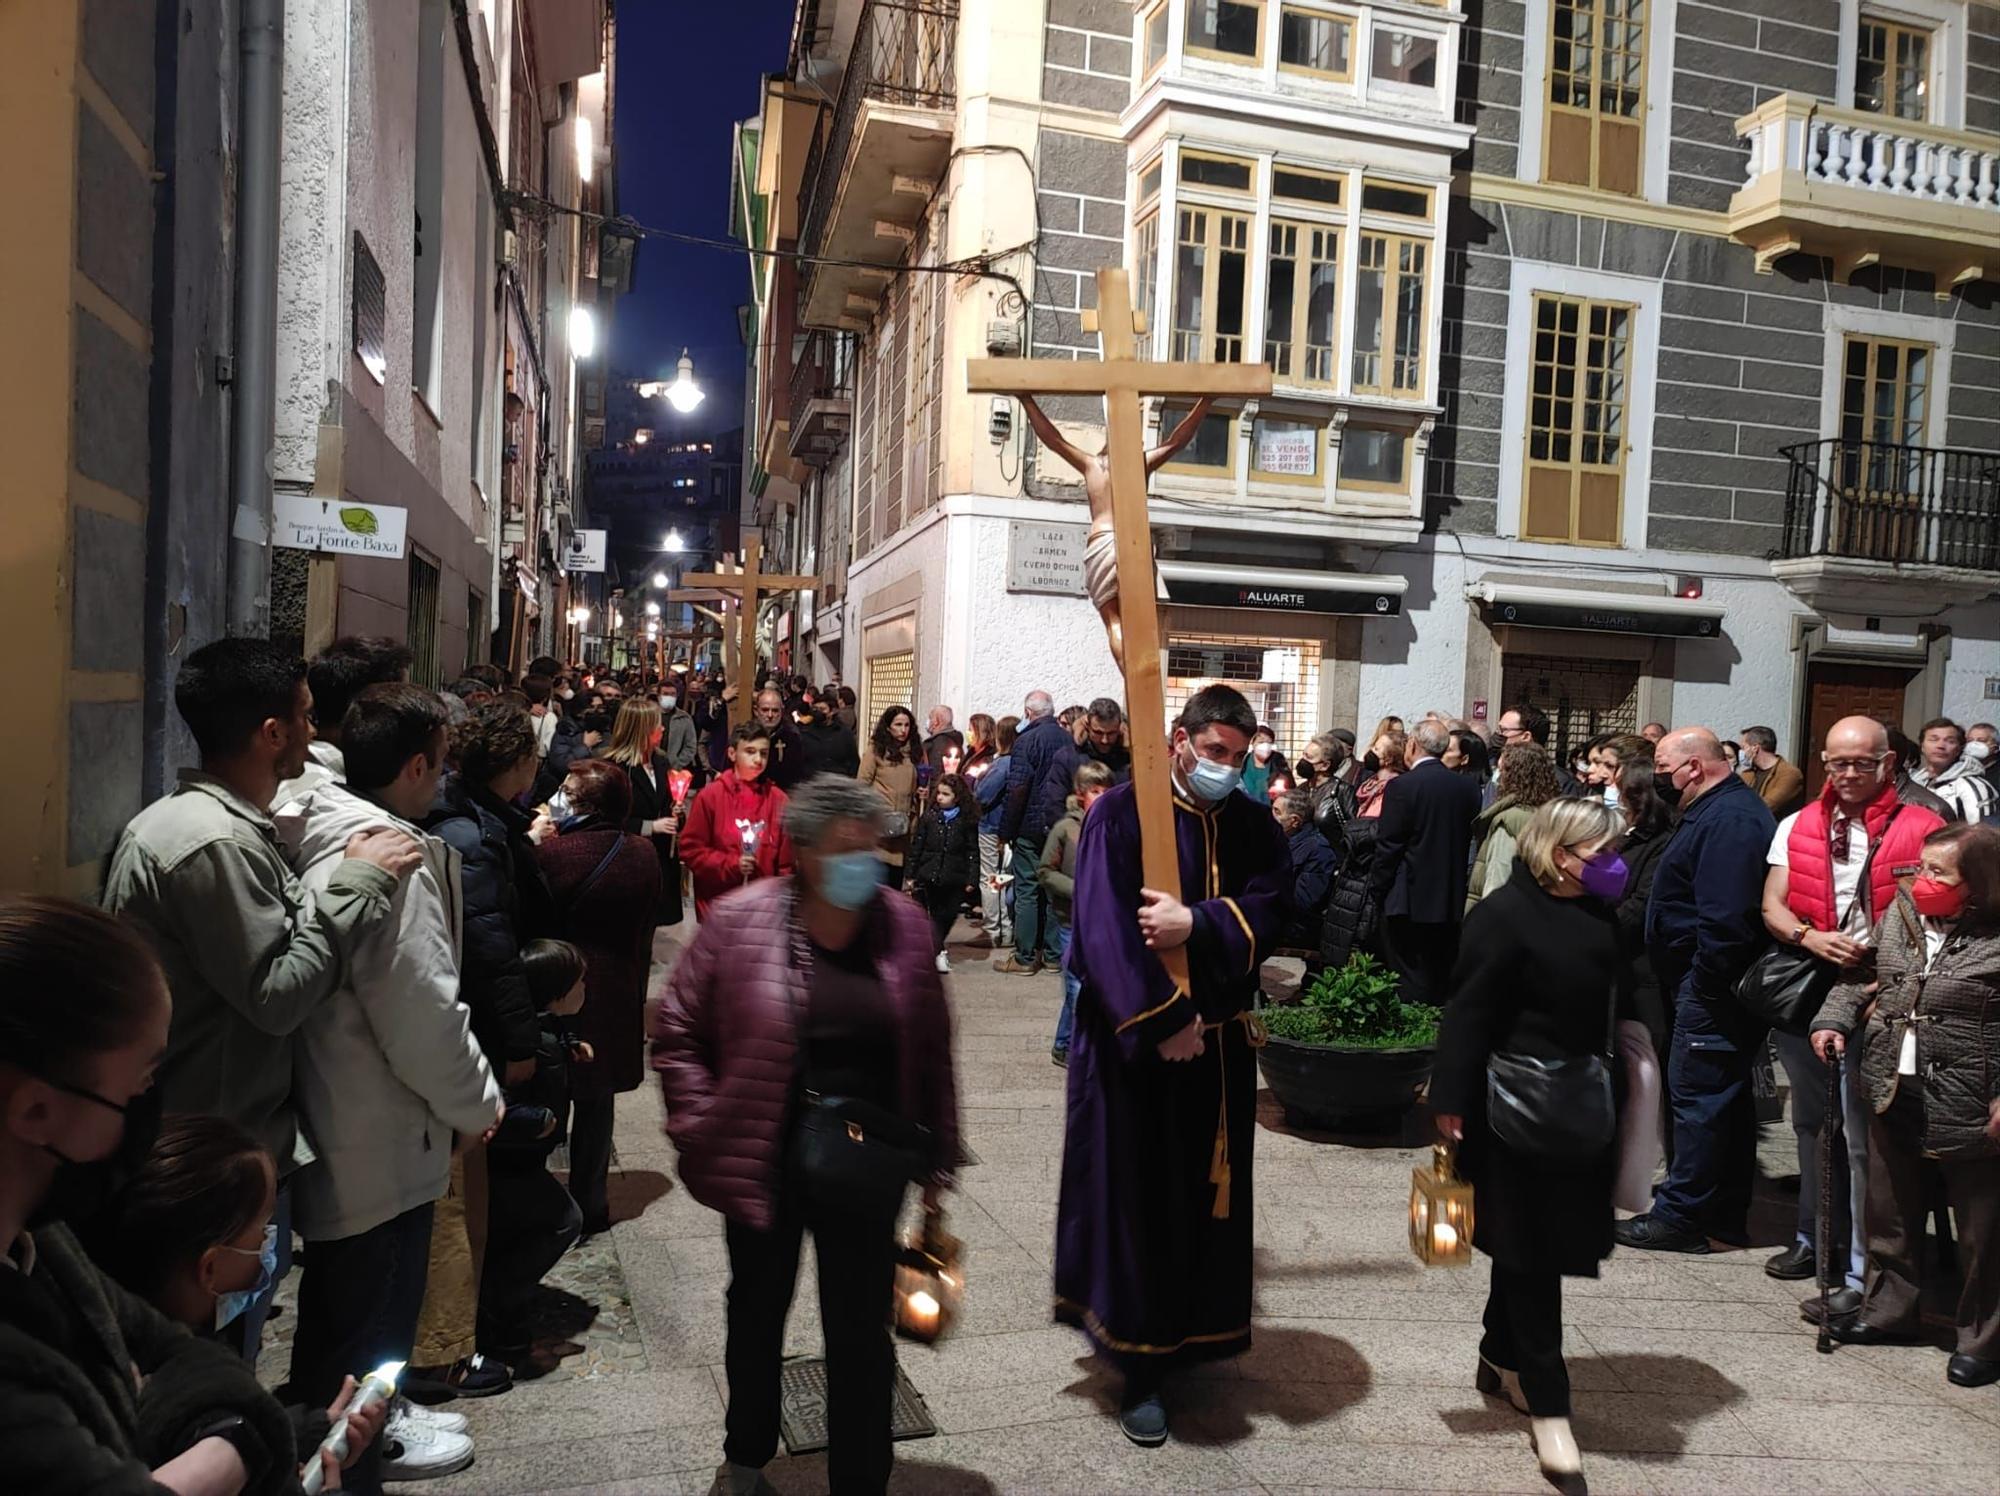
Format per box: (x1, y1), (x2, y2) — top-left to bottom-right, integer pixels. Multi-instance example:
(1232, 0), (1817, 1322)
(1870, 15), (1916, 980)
(338, 507), (380, 536)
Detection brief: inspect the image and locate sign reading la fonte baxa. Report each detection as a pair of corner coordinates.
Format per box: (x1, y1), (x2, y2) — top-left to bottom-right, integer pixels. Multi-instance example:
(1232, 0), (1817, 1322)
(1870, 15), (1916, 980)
(273, 495), (409, 559)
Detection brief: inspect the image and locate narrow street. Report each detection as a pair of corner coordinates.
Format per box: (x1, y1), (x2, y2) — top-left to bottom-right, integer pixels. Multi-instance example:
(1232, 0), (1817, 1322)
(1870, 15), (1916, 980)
(316, 931), (2000, 1496)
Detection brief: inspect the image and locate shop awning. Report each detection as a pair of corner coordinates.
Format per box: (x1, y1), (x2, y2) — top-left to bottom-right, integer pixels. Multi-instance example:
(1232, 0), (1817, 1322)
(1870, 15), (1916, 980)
(1159, 562), (1406, 617)
(1466, 581), (1723, 639)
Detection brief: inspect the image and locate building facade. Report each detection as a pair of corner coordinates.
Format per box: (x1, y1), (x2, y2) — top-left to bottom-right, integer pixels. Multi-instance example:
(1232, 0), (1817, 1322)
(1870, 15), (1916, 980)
(743, 0), (2000, 774)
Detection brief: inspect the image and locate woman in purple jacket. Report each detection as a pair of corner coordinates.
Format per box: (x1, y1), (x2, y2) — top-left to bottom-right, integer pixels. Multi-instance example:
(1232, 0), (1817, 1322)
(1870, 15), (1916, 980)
(652, 775), (959, 1496)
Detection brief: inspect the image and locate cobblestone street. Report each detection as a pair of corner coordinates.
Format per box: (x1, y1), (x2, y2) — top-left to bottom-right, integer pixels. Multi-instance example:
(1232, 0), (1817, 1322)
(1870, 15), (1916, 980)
(358, 930), (2000, 1495)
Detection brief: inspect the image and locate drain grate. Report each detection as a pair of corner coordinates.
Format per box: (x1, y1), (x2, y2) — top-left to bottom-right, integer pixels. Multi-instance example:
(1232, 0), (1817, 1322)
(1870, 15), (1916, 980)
(778, 1354), (937, 1454)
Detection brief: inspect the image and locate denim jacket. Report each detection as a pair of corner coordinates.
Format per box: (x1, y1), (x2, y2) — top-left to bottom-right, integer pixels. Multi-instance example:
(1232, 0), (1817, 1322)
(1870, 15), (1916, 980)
(103, 772), (397, 1170)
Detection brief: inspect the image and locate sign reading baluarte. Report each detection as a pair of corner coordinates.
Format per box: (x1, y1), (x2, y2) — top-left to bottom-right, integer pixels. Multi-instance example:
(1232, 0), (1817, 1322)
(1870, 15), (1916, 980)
(273, 495), (409, 559)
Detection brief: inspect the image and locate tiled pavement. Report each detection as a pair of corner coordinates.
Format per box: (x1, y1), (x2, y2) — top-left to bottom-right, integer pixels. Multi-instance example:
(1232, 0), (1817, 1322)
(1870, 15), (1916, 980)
(363, 925), (1998, 1495)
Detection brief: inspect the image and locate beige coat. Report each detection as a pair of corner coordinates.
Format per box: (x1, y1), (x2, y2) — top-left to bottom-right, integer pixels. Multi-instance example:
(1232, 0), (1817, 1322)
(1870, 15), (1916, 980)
(857, 748), (919, 867)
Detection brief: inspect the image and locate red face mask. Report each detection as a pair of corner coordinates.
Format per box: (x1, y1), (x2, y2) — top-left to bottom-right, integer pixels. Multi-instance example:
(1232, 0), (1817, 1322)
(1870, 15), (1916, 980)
(1910, 876), (1968, 919)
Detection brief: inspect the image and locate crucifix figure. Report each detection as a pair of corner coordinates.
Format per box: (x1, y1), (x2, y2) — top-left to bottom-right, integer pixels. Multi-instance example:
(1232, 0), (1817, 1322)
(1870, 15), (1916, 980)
(676, 531), (814, 715)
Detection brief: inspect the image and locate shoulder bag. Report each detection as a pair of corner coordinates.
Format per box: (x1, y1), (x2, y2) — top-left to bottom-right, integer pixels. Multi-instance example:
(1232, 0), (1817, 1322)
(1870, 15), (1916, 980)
(1735, 806), (1901, 1035)
(1485, 974), (1617, 1162)
(780, 890), (931, 1214)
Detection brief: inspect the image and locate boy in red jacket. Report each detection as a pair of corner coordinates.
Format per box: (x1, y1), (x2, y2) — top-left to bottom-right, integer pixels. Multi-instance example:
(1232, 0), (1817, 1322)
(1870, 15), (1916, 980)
(681, 721), (796, 916)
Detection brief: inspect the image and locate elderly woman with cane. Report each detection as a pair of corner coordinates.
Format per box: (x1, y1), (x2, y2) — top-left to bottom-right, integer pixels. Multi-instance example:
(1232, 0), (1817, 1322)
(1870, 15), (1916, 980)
(1811, 822), (2000, 1388)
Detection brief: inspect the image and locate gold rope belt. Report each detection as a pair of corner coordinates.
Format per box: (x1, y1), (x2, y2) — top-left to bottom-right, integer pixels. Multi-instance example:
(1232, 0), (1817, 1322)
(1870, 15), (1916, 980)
(1198, 1012), (1267, 1220)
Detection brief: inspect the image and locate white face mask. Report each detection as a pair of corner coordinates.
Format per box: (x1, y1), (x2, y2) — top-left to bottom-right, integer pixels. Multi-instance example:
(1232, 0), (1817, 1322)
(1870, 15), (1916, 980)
(1737, 749), (1754, 770)
(1253, 742), (1274, 762)
(1967, 740), (1992, 762)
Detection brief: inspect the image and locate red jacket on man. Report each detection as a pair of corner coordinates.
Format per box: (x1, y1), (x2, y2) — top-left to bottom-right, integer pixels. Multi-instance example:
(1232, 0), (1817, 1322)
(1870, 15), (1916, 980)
(1783, 777), (1941, 933)
(680, 772), (795, 916)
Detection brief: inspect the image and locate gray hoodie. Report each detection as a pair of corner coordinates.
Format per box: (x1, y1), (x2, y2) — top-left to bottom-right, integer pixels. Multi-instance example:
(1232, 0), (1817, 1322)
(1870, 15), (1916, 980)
(275, 781), (500, 1241)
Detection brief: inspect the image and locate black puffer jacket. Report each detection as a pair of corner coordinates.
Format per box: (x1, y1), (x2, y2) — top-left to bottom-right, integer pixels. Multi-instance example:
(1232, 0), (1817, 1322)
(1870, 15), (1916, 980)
(904, 806), (980, 891)
(425, 773), (548, 1066)
(1614, 821), (1675, 1046)
(1320, 817), (1382, 967)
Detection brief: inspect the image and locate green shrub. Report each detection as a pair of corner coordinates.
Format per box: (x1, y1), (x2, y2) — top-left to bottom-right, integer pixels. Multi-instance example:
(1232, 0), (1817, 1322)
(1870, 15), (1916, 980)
(1262, 953), (1441, 1049)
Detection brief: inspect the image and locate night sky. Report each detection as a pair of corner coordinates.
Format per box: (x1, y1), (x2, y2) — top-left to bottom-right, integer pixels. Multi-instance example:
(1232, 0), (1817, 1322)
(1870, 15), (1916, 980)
(610, 1), (797, 437)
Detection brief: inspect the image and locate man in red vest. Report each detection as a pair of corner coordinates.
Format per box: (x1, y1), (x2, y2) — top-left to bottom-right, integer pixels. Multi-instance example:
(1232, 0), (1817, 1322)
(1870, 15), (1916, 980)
(1758, 714), (1942, 1326)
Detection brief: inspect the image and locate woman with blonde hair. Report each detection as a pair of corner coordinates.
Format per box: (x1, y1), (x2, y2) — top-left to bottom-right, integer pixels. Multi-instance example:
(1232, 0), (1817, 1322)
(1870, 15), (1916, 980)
(1431, 798), (1628, 1486)
(1356, 728), (1408, 819)
(600, 697), (684, 926)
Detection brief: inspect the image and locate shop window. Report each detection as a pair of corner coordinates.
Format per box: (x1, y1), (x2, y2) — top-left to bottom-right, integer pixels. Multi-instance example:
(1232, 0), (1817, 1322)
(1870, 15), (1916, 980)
(1545, 0), (1646, 195)
(1523, 293), (1632, 546)
(1158, 402), (1238, 473)
(1273, 166), (1344, 205)
(1186, 0), (1264, 60)
(865, 650), (915, 728)
(1352, 232), (1428, 399)
(1339, 425), (1409, 489)
(1172, 208), (1252, 363)
(1279, 8), (1352, 78)
(1251, 415), (1322, 483)
(1501, 652), (1640, 761)
(1371, 26), (1438, 89)
(1264, 221), (1340, 386)
(1855, 16), (1931, 121)
(1143, 1), (1171, 76)
(1165, 634), (1323, 760)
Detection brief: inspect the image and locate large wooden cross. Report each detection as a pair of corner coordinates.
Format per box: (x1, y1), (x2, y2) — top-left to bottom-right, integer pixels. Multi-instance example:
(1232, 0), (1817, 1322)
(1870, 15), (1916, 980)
(675, 530), (815, 715)
(968, 266), (1271, 992)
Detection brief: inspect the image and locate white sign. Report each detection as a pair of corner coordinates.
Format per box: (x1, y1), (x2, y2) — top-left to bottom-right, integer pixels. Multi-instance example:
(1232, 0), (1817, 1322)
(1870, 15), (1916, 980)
(1006, 521), (1087, 596)
(1255, 424), (1317, 476)
(272, 495), (408, 559)
(565, 529), (608, 573)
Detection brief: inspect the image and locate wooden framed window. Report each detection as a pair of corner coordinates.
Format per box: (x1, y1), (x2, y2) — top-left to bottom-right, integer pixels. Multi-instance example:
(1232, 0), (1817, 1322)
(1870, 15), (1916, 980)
(1185, 0), (1263, 61)
(1142, 1), (1171, 76)
(1135, 212), (1161, 352)
(1272, 165), (1344, 205)
(1360, 178), (1432, 218)
(1370, 26), (1439, 88)
(1855, 16), (1931, 121)
(1545, 0), (1646, 196)
(1523, 293), (1633, 545)
(1833, 334), (1934, 555)
(1338, 425), (1410, 490)
(1171, 207), (1252, 363)
(1840, 335), (1931, 449)
(1263, 221), (1340, 386)
(1278, 8), (1352, 79)
(1137, 158), (1164, 212)
(1179, 151), (1255, 191)
(1352, 232), (1428, 399)
(1251, 415), (1323, 484)
(1157, 401), (1238, 473)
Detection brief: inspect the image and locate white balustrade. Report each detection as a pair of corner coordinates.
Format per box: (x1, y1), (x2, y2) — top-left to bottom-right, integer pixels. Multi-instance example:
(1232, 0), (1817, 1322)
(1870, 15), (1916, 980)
(1743, 98), (2000, 216)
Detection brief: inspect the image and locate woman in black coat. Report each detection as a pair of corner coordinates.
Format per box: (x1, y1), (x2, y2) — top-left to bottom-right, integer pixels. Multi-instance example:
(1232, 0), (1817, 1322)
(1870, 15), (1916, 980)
(600, 699), (687, 928)
(1430, 799), (1627, 1488)
(427, 703), (556, 1083)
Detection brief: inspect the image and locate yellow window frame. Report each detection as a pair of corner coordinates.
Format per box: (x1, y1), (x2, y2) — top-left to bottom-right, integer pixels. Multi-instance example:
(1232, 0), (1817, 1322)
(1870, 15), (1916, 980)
(1337, 425), (1413, 493)
(1142, 1), (1172, 79)
(1351, 231), (1430, 401)
(1521, 292), (1634, 547)
(1271, 164), (1346, 207)
(1544, 0), (1648, 197)
(1855, 16), (1932, 122)
(1158, 401), (1240, 476)
(1250, 414), (1326, 486)
(1178, 149), (1258, 194)
(1263, 219), (1341, 388)
(1171, 206), (1253, 364)
(1276, 7), (1354, 81)
(1184, 0), (1266, 64)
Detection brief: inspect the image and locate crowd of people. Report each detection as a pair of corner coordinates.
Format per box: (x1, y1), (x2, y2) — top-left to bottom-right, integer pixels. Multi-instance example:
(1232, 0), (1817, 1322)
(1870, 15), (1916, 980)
(3, 635), (1998, 1495)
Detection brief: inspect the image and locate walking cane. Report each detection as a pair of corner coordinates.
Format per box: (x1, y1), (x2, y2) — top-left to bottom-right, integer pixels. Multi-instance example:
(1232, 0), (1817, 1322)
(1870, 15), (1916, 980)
(1815, 1050), (1843, 1355)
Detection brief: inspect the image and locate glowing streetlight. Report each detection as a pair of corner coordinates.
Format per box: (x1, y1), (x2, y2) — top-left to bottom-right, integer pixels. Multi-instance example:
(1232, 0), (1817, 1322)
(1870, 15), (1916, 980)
(664, 349), (705, 414)
(650, 570), (670, 589)
(574, 114), (594, 183)
(645, 601), (662, 617)
(662, 530), (684, 554)
(568, 304), (597, 359)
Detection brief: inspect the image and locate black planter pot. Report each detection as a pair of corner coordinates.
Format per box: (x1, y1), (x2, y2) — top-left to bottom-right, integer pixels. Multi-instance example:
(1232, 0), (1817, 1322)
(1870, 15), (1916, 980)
(1257, 1031), (1435, 1131)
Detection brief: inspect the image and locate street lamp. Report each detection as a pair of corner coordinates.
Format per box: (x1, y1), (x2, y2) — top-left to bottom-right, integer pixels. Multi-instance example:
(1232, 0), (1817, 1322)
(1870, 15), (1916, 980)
(664, 349), (705, 414)
(662, 530), (684, 554)
(645, 601), (662, 618)
(568, 304), (598, 359)
(650, 570), (670, 589)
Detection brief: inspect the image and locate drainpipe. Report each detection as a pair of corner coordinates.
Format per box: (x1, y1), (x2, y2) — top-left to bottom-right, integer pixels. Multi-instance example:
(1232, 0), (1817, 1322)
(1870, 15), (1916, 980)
(226, 0), (285, 637)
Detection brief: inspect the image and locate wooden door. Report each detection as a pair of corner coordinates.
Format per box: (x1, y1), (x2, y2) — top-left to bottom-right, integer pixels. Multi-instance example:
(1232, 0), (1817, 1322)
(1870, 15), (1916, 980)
(1801, 662), (1912, 799)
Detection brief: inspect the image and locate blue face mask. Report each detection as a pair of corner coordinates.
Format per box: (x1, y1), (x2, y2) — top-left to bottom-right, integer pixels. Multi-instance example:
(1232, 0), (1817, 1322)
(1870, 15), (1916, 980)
(816, 851), (881, 911)
(213, 1223), (279, 1331)
(1187, 756), (1242, 803)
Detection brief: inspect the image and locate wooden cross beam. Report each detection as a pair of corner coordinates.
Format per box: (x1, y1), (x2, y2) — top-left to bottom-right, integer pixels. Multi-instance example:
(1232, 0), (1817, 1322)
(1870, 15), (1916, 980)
(967, 266), (1272, 991)
(682, 531), (816, 717)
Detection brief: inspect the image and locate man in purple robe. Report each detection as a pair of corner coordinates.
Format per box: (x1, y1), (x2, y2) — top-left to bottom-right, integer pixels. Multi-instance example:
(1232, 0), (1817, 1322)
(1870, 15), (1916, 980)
(1054, 684), (1291, 1446)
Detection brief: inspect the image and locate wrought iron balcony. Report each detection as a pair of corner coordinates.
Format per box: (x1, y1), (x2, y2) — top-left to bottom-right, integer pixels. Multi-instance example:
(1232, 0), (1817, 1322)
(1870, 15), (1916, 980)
(796, 0), (957, 328)
(788, 330), (853, 467)
(1775, 439), (2000, 607)
(1731, 94), (2000, 286)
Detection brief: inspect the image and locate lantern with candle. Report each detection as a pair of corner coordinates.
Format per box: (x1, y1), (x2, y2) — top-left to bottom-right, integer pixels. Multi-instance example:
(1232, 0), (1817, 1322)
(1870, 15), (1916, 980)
(893, 1207), (963, 1344)
(1409, 1141), (1475, 1267)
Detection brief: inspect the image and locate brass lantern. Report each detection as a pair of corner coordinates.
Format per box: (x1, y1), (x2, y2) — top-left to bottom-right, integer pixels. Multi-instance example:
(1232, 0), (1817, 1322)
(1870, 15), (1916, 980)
(1409, 1141), (1475, 1267)
(893, 1208), (963, 1344)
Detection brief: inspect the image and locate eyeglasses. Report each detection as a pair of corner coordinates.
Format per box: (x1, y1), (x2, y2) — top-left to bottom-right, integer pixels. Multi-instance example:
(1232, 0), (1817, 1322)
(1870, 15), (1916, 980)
(1821, 755), (1889, 775)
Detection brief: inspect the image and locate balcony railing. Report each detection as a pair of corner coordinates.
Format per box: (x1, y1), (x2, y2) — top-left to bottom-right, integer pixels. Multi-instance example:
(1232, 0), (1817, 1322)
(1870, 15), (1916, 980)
(1731, 94), (2000, 280)
(788, 330), (852, 466)
(797, 0), (956, 318)
(1781, 438), (2000, 571)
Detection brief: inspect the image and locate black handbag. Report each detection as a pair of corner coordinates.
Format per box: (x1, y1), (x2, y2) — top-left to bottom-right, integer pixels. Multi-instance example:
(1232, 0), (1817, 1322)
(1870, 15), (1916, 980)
(1735, 804), (1900, 1035)
(1486, 980), (1616, 1161)
(780, 891), (932, 1214)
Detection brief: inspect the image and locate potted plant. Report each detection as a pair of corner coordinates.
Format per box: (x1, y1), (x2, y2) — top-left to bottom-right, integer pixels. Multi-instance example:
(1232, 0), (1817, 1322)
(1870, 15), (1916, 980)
(1257, 954), (1440, 1130)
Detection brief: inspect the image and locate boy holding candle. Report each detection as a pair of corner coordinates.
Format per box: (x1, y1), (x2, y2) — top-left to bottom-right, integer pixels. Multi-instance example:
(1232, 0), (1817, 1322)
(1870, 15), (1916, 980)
(680, 720), (796, 918)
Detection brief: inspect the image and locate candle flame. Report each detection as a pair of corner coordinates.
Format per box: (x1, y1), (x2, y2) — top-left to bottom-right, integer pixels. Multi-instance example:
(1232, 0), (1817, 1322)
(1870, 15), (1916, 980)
(1432, 1222), (1459, 1249)
(908, 1291), (940, 1316)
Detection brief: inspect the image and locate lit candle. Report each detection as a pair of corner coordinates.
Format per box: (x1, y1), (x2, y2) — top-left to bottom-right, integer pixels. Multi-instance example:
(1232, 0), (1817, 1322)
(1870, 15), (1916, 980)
(1432, 1222), (1459, 1251)
(905, 1289), (941, 1336)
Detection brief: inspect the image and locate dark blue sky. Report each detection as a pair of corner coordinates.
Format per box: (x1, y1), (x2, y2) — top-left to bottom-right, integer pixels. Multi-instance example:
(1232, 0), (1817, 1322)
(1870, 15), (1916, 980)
(610, 2), (796, 438)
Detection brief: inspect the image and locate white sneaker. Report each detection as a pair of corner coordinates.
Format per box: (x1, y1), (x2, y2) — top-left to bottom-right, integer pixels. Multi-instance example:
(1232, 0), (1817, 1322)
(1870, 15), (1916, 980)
(379, 1412), (475, 1481)
(935, 951), (951, 973)
(391, 1393), (469, 1436)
